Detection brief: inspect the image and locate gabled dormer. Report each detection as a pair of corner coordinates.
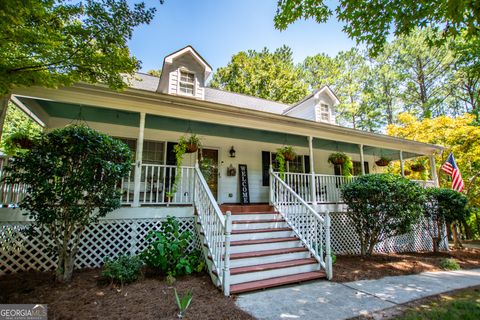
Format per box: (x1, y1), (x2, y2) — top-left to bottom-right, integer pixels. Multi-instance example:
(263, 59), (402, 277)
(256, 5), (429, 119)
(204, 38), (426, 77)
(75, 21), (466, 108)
(157, 46), (212, 100)
(283, 86), (340, 125)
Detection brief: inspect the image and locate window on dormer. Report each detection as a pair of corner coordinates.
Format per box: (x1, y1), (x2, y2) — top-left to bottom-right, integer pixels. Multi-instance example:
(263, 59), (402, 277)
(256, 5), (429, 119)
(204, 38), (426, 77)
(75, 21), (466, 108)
(320, 104), (330, 122)
(179, 70), (195, 95)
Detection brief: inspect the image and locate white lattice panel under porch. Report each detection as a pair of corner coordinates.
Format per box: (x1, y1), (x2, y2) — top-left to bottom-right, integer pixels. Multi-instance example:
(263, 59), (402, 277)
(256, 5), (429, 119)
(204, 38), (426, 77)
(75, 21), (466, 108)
(325, 212), (448, 255)
(0, 217), (200, 275)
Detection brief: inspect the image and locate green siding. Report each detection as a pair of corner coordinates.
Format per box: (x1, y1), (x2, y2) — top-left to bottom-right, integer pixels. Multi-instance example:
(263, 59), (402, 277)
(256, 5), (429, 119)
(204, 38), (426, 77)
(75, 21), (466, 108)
(25, 98), (418, 159)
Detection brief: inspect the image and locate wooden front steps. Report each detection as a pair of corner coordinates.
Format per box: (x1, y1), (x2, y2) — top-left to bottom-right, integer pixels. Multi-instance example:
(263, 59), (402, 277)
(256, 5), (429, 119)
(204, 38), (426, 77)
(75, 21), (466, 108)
(230, 271), (326, 294)
(214, 204), (326, 294)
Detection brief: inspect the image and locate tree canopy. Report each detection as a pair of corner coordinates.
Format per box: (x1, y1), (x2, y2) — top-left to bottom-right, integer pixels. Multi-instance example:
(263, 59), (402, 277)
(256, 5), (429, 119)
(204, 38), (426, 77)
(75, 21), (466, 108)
(209, 46), (309, 104)
(387, 113), (480, 209)
(0, 0), (157, 95)
(274, 0), (480, 54)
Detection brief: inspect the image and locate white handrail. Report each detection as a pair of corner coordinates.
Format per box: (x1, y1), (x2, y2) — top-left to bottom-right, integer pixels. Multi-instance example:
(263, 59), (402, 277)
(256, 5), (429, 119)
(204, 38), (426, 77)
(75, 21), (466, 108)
(270, 168), (332, 279)
(193, 162), (231, 295)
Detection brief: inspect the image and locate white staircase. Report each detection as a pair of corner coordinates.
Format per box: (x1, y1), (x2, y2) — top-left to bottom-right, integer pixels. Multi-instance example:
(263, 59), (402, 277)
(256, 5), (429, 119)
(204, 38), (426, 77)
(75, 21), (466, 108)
(218, 205), (326, 294)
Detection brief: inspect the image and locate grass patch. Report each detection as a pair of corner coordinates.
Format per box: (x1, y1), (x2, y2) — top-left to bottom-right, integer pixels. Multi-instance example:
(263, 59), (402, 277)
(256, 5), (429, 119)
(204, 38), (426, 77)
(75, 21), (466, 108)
(394, 287), (480, 320)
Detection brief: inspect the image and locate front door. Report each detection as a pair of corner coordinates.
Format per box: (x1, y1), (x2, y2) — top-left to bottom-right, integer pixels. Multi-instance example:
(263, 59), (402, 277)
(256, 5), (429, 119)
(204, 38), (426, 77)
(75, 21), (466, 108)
(199, 148), (219, 199)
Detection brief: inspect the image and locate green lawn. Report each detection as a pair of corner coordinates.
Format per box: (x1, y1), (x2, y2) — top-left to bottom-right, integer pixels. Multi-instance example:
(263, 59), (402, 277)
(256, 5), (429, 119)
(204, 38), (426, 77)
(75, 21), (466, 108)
(395, 288), (480, 320)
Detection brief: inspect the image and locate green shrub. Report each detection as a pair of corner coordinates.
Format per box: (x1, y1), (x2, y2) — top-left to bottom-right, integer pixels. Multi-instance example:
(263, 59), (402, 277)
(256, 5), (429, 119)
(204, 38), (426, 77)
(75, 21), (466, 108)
(141, 216), (204, 278)
(423, 188), (469, 252)
(102, 255), (143, 285)
(440, 258), (460, 270)
(341, 174), (425, 256)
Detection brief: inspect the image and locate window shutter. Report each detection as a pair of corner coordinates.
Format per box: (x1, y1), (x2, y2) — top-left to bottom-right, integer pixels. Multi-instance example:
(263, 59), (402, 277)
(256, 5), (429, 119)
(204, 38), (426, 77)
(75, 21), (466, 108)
(262, 151), (270, 186)
(334, 164), (342, 176)
(364, 161), (370, 174)
(304, 155), (311, 173)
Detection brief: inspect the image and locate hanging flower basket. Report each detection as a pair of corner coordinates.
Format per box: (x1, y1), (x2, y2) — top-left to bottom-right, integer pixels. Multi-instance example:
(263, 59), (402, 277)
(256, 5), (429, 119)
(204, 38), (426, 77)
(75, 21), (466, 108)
(328, 152), (347, 165)
(277, 146), (296, 162)
(410, 164), (426, 172)
(375, 157), (391, 167)
(283, 150), (296, 161)
(185, 143), (198, 153)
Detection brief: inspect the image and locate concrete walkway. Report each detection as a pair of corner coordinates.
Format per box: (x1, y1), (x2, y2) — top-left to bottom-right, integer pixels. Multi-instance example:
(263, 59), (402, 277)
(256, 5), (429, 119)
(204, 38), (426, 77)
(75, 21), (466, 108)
(236, 269), (480, 320)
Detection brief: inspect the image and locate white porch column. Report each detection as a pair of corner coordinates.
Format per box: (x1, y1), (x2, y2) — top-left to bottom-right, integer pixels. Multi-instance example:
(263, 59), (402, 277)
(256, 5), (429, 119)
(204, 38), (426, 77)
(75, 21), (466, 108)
(308, 136), (317, 205)
(399, 150), (405, 177)
(359, 144), (365, 175)
(429, 154), (439, 187)
(132, 112), (146, 207)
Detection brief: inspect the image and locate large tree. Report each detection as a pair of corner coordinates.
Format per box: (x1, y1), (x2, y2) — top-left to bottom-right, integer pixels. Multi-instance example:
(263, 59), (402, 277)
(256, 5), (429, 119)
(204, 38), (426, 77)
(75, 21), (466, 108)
(210, 46), (309, 104)
(393, 29), (455, 119)
(274, 0), (480, 54)
(331, 49), (372, 130)
(387, 113), (480, 236)
(451, 36), (480, 121)
(0, 0), (158, 140)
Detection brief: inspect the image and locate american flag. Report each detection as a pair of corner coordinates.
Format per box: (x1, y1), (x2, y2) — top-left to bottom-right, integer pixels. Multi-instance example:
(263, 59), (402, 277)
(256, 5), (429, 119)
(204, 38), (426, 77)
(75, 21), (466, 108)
(440, 153), (464, 192)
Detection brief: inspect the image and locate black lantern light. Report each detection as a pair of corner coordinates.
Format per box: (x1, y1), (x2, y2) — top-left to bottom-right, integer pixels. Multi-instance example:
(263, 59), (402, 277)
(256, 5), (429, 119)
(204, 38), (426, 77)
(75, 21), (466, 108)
(229, 146), (236, 158)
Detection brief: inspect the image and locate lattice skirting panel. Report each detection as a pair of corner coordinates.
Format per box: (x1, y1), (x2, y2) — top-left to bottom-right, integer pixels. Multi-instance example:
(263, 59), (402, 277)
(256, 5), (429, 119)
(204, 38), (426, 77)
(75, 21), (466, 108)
(326, 212), (449, 255)
(0, 218), (201, 275)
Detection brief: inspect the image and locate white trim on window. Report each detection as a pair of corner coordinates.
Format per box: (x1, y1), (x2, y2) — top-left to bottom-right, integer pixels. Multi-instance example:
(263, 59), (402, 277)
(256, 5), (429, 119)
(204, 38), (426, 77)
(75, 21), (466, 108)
(177, 68), (196, 96)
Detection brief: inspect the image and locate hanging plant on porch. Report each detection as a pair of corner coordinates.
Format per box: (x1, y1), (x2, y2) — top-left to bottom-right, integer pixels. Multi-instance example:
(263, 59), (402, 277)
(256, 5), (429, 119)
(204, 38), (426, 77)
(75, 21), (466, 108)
(410, 158), (427, 172)
(171, 134), (202, 196)
(275, 146), (296, 179)
(328, 152), (353, 176)
(375, 156), (391, 167)
(278, 146), (296, 161)
(328, 152), (348, 165)
(3, 130), (38, 156)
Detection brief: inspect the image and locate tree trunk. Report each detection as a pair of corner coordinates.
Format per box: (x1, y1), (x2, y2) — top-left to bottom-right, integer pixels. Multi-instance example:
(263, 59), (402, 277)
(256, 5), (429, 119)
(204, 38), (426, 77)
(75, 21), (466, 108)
(56, 250), (75, 282)
(451, 222), (463, 249)
(0, 94), (11, 143)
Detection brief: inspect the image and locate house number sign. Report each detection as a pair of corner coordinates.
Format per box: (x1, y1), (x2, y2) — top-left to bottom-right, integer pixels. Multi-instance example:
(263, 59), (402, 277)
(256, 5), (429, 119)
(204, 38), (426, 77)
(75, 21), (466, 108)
(238, 164), (250, 204)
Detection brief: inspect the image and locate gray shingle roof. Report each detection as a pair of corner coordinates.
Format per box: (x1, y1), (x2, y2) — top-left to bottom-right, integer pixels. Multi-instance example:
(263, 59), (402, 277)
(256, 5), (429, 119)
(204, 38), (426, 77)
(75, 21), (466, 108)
(204, 88), (290, 114)
(127, 73), (291, 114)
(127, 73), (160, 92)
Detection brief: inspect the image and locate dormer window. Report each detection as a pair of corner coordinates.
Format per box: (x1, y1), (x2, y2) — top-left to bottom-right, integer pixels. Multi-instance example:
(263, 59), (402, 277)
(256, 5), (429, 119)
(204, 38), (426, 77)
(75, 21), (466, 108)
(320, 104), (330, 122)
(179, 70), (195, 95)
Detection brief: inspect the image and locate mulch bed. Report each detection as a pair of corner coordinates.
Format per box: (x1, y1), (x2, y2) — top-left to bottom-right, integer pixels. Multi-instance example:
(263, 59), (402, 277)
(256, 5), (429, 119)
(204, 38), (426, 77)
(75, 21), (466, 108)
(0, 270), (254, 320)
(334, 248), (480, 282)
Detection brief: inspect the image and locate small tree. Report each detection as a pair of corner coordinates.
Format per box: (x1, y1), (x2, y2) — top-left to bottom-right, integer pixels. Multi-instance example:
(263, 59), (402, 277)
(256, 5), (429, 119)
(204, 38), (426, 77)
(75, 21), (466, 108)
(423, 188), (469, 252)
(341, 174), (425, 256)
(6, 125), (132, 282)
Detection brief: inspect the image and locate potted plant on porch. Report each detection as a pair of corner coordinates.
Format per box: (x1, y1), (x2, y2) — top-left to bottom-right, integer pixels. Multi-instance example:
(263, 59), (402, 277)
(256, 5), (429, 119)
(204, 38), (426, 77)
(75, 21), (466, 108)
(328, 152), (353, 176)
(375, 156), (391, 167)
(275, 146), (297, 179)
(171, 134), (203, 198)
(410, 158), (427, 172)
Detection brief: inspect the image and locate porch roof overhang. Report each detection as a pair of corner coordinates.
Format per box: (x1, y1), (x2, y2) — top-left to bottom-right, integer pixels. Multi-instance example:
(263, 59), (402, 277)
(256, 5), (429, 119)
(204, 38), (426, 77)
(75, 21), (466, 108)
(12, 83), (443, 158)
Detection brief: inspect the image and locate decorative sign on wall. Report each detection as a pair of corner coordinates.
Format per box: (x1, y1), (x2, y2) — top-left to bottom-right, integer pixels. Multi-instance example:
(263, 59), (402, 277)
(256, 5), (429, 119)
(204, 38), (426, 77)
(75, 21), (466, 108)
(238, 164), (250, 204)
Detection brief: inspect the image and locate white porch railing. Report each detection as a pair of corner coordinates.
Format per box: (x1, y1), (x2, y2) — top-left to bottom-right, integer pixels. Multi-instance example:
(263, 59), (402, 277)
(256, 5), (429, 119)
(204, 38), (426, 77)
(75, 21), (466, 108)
(270, 168), (333, 279)
(120, 164), (195, 205)
(193, 162), (232, 296)
(0, 158), (27, 207)
(282, 173), (437, 204)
